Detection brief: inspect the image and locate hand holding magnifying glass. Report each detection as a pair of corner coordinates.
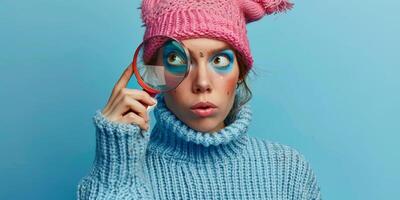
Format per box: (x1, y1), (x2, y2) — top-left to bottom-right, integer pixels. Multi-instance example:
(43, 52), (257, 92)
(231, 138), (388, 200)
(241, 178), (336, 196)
(101, 35), (191, 132)
(101, 63), (157, 132)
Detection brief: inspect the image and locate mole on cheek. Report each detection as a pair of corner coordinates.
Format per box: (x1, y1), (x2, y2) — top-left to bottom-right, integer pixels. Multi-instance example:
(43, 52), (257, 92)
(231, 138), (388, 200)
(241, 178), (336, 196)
(224, 79), (237, 96)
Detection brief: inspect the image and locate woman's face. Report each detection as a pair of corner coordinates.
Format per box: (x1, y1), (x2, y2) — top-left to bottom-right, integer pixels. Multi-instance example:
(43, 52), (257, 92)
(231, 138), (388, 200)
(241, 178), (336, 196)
(159, 38), (241, 132)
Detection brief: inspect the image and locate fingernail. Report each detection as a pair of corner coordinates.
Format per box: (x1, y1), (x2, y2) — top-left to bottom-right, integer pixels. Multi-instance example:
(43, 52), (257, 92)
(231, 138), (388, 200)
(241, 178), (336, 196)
(151, 98), (157, 104)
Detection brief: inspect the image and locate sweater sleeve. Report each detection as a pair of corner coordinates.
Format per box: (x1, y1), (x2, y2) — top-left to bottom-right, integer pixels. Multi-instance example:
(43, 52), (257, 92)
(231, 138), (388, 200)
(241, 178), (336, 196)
(294, 150), (322, 200)
(301, 162), (322, 200)
(76, 110), (154, 200)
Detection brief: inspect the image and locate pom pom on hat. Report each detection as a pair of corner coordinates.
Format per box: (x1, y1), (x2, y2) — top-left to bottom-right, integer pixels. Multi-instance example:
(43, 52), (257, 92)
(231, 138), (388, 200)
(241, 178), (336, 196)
(240, 0), (294, 23)
(257, 0), (294, 15)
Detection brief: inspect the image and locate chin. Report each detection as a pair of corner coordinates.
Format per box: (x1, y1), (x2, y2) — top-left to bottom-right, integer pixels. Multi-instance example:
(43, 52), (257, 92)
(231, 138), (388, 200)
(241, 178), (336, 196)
(185, 118), (223, 133)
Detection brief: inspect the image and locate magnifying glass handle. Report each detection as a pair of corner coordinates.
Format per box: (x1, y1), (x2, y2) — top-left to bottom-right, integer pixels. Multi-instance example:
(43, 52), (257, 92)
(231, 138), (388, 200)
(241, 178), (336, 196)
(139, 89), (157, 136)
(143, 89), (157, 112)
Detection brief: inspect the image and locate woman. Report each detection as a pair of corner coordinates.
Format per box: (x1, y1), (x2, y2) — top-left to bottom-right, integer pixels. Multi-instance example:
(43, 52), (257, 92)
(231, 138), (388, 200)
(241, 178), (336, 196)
(77, 0), (322, 199)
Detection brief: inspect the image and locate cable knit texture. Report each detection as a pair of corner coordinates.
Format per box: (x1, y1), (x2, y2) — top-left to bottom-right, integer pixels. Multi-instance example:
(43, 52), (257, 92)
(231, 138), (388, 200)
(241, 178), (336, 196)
(77, 94), (322, 199)
(140, 0), (294, 72)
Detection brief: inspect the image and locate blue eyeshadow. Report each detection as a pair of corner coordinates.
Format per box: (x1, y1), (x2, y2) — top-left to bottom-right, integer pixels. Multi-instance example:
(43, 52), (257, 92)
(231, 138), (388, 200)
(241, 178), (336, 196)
(209, 49), (234, 74)
(162, 41), (188, 74)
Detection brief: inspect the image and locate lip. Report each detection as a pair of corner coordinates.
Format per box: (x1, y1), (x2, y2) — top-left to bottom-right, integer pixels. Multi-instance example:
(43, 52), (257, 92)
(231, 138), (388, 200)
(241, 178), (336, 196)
(190, 101), (218, 109)
(190, 101), (218, 117)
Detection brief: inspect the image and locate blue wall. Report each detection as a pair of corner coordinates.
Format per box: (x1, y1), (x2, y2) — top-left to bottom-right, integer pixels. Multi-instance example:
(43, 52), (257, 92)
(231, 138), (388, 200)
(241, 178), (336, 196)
(1, 0), (399, 199)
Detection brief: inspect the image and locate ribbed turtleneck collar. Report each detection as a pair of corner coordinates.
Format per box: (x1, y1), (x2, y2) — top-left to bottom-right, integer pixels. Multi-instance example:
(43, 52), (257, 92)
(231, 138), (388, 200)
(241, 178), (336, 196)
(147, 94), (252, 164)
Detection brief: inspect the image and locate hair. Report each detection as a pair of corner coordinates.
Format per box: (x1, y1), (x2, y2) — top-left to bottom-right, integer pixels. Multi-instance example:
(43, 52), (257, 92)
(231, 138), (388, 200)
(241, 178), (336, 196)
(224, 51), (255, 124)
(236, 51), (253, 106)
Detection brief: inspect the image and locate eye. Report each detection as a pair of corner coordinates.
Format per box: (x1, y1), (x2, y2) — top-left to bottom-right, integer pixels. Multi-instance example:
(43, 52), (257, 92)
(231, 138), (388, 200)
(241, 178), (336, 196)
(211, 55), (230, 68)
(167, 52), (186, 66)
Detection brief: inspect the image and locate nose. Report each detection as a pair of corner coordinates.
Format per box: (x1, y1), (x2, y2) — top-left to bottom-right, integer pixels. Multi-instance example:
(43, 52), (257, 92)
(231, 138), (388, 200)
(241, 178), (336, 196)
(191, 61), (212, 94)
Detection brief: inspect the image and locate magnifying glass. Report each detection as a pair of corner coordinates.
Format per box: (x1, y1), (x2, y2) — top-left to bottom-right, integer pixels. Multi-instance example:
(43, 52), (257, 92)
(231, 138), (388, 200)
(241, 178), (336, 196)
(131, 35), (191, 111)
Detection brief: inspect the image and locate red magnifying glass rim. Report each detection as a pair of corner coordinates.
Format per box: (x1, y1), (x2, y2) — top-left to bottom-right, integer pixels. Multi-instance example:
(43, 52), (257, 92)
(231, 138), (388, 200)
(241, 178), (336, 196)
(131, 35), (191, 98)
(132, 41), (159, 97)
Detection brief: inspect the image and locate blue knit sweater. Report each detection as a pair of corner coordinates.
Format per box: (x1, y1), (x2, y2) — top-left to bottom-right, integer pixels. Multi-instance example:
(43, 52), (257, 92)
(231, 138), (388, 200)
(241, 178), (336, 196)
(77, 94), (322, 199)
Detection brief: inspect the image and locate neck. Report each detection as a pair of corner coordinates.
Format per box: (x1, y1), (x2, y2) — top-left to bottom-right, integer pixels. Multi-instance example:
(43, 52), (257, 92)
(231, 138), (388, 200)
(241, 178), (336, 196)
(147, 94), (253, 164)
(206, 121), (225, 133)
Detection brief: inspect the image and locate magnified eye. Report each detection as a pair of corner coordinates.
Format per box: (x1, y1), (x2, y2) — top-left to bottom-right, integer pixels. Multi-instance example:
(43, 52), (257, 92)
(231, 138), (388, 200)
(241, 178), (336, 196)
(211, 55), (230, 68)
(167, 52), (186, 66)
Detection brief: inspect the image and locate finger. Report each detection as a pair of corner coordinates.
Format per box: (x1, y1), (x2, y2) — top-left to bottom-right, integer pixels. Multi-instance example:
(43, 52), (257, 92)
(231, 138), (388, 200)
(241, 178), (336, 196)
(123, 88), (157, 106)
(112, 94), (150, 122)
(114, 63), (134, 93)
(120, 112), (149, 130)
(109, 88), (156, 115)
(105, 63), (134, 112)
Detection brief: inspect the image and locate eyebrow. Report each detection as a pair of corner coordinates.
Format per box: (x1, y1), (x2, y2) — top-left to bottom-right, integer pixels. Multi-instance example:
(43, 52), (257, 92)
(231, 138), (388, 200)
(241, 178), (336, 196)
(187, 46), (232, 58)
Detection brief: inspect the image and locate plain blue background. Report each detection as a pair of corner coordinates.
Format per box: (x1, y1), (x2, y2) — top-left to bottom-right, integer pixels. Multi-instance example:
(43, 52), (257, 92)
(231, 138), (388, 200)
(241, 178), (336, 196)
(1, 0), (399, 199)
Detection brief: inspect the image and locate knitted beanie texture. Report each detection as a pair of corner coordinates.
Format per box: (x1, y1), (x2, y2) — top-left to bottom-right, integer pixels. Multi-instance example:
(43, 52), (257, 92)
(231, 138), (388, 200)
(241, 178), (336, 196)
(140, 0), (294, 71)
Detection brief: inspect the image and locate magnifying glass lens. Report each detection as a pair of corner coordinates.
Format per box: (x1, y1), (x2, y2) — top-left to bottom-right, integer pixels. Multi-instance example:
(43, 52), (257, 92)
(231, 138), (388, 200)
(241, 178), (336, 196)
(133, 35), (190, 94)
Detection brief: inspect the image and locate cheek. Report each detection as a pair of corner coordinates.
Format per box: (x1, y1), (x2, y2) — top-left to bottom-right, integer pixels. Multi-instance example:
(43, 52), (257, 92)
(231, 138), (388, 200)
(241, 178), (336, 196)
(165, 81), (187, 103)
(223, 76), (238, 96)
(222, 60), (239, 96)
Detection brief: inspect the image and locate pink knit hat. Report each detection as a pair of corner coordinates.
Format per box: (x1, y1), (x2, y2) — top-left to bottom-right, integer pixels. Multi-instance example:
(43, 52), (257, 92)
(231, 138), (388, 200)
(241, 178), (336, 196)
(140, 0), (294, 72)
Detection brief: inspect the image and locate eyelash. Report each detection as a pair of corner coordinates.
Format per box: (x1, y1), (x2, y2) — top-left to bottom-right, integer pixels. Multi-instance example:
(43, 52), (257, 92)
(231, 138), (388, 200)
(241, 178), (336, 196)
(165, 49), (234, 72)
(212, 54), (230, 65)
(212, 50), (234, 65)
